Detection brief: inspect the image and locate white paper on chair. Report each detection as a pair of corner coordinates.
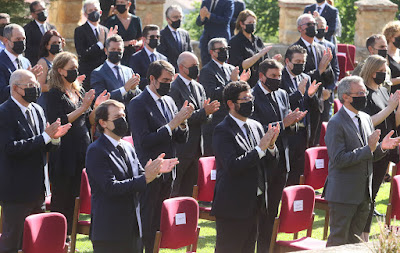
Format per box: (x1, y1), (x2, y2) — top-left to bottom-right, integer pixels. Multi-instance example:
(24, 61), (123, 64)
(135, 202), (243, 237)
(294, 200), (304, 212)
(211, 170), (217, 180)
(175, 213), (186, 225)
(315, 159), (324, 169)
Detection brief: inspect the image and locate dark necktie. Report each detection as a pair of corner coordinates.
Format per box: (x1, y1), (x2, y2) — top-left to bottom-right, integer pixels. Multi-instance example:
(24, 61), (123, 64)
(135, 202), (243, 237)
(158, 98), (170, 121)
(210, 0), (217, 12)
(26, 108), (37, 135)
(221, 66), (228, 81)
(116, 144), (133, 177)
(94, 28), (99, 40)
(267, 93), (280, 120)
(244, 123), (265, 193)
(293, 77), (297, 88)
(173, 31), (182, 51)
(114, 66), (124, 87)
(16, 58), (22, 69)
(355, 115), (365, 144)
(317, 6), (321, 13)
(189, 82), (198, 99)
(308, 45), (316, 69)
(150, 53), (156, 62)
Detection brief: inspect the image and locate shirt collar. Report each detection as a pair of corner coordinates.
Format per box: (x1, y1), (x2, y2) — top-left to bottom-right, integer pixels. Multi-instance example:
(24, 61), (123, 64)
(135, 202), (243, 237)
(168, 24), (177, 32)
(317, 2), (327, 10)
(146, 86), (161, 102)
(144, 46), (156, 57)
(178, 74), (191, 86)
(314, 37), (325, 43)
(11, 95), (32, 115)
(285, 66), (297, 79)
(212, 59), (225, 69)
(106, 59), (119, 69)
(35, 19), (45, 27)
(301, 37), (314, 48)
(343, 105), (358, 120)
(104, 133), (120, 147)
(4, 48), (17, 63)
(87, 21), (98, 32)
(229, 113), (248, 129)
(258, 81), (271, 95)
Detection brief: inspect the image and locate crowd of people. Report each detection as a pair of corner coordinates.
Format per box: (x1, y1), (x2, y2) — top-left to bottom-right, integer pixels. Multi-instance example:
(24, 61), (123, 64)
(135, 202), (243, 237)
(1, 0), (400, 252)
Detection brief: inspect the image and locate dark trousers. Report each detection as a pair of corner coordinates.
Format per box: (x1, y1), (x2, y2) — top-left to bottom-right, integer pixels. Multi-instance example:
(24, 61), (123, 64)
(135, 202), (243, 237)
(92, 238), (142, 253)
(141, 176), (172, 253)
(199, 36), (211, 66)
(171, 156), (200, 197)
(0, 196), (45, 253)
(327, 192), (371, 246)
(287, 128), (307, 186)
(321, 99), (333, 122)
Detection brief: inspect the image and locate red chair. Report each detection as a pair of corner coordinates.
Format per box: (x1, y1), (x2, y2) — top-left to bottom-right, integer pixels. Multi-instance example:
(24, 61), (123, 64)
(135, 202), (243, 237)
(299, 146), (330, 240)
(270, 185), (326, 252)
(386, 175), (400, 226)
(338, 44), (356, 71)
(333, 99), (342, 114)
(192, 156), (216, 221)
(70, 169), (91, 253)
(122, 135), (134, 146)
(153, 197), (200, 253)
(319, 122), (328, 146)
(337, 53), (347, 81)
(18, 212), (68, 253)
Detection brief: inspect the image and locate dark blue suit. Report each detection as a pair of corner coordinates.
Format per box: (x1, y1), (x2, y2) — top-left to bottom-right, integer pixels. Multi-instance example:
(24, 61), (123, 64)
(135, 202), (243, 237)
(304, 3), (338, 43)
(86, 134), (146, 252)
(196, 0), (234, 65)
(0, 51), (31, 104)
(230, 0), (246, 36)
(128, 49), (167, 91)
(127, 88), (188, 253)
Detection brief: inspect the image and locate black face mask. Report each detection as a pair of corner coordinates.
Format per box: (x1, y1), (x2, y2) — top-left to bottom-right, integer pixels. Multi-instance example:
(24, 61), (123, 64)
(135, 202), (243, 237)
(316, 28), (325, 39)
(305, 25), (316, 38)
(22, 86), (41, 103)
(111, 117), (128, 137)
(217, 49), (228, 63)
(115, 4), (127, 14)
(187, 65), (199, 80)
(291, 63), (305, 76)
(148, 38), (160, 49)
(87, 11), (100, 22)
(108, 51), (122, 64)
(64, 69), (78, 83)
(171, 19), (181, 29)
(373, 72), (386, 85)
(244, 23), (256, 34)
(49, 44), (61, 55)
(11, 40), (25, 55)
(155, 81), (171, 96)
(264, 77), (281, 92)
(377, 49), (388, 58)
(350, 96), (367, 111)
(37, 11), (48, 22)
(235, 100), (254, 118)
(394, 37), (400, 49)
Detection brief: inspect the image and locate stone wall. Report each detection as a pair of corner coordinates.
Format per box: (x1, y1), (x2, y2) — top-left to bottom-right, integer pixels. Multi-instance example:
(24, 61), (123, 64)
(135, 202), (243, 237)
(136, 0), (166, 28)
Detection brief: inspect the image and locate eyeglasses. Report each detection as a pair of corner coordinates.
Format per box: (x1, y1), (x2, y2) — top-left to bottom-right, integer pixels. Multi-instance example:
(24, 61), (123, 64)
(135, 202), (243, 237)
(301, 22), (316, 27)
(16, 82), (39, 88)
(148, 35), (160, 39)
(348, 91), (369, 96)
(237, 96), (254, 102)
(212, 47), (229, 52)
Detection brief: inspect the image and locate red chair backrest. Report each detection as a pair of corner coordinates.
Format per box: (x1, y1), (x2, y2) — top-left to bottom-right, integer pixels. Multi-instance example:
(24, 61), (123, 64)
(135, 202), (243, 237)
(122, 136), (134, 146)
(197, 157), (217, 202)
(303, 147), (329, 190)
(390, 175), (400, 219)
(159, 197), (199, 249)
(79, 169), (91, 214)
(334, 99), (342, 114)
(337, 53), (347, 81)
(278, 185), (315, 233)
(337, 44), (356, 71)
(22, 213), (67, 253)
(319, 122), (328, 146)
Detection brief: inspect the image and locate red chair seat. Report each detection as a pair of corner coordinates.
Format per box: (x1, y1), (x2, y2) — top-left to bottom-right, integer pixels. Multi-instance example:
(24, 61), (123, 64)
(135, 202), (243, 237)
(315, 195), (327, 203)
(276, 237), (326, 250)
(199, 206), (211, 212)
(78, 220), (90, 226)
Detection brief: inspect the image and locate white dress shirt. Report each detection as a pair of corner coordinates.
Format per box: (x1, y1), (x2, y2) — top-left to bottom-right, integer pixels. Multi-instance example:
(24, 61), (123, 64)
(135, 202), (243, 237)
(301, 37), (318, 70)
(4, 49), (20, 70)
(88, 21), (104, 50)
(146, 86), (173, 136)
(105, 60), (127, 96)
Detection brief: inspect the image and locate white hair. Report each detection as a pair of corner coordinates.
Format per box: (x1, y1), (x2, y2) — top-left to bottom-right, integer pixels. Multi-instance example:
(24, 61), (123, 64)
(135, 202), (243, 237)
(337, 76), (364, 103)
(297, 13), (313, 27)
(165, 5), (183, 19)
(9, 69), (36, 93)
(83, 0), (100, 14)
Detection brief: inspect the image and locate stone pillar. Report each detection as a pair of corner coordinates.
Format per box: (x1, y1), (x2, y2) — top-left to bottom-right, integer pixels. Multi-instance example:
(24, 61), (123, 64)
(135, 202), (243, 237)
(136, 0), (166, 28)
(278, 0), (314, 45)
(354, 0), (398, 48)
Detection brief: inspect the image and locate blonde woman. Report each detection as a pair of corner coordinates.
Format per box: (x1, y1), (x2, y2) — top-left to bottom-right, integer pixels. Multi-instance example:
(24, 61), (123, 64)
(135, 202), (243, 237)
(383, 21), (400, 92)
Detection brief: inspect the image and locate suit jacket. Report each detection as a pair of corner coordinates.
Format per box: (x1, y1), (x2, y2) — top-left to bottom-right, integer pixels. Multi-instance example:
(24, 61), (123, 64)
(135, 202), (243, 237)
(127, 88), (188, 167)
(158, 26), (192, 72)
(0, 98), (58, 203)
(169, 76), (210, 157)
(128, 48), (168, 90)
(91, 62), (141, 107)
(0, 50), (31, 104)
(304, 3), (338, 42)
(24, 20), (56, 66)
(211, 116), (278, 219)
(86, 134), (146, 241)
(317, 38), (340, 102)
(324, 107), (386, 204)
(230, 0), (246, 35)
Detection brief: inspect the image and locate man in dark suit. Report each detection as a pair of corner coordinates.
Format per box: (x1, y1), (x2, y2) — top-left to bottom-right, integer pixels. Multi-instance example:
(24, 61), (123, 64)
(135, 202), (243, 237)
(129, 25), (168, 90)
(196, 0), (234, 65)
(0, 13), (11, 52)
(158, 5), (192, 72)
(74, 0), (117, 91)
(230, 0), (246, 36)
(291, 13), (334, 146)
(304, 0), (338, 43)
(212, 80), (280, 253)
(251, 59), (307, 252)
(86, 99), (176, 253)
(0, 69), (71, 252)
(281, 45), (321, 185)
(169, 52), (220, 197)
(128, 60), (193, 253)
(0, 24), (32, 104)
(199, 37), (245, 156)
(324, 76), (400, 246)
(24, 1), (56, 66)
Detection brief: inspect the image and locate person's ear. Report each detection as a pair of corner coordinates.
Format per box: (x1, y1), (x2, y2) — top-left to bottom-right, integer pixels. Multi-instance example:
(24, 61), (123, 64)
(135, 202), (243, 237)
(99, 119), (107, 130)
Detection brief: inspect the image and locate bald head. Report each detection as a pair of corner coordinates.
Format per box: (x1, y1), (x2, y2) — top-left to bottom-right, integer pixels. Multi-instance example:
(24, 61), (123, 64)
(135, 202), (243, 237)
(177, 52), (199, 80)
(10, 69), (35, 89)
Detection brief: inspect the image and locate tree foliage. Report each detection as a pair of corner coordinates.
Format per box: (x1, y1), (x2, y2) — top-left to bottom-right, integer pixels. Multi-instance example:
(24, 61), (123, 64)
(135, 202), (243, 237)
(183, 1), (203, 41)
(0, 0), (30, 26)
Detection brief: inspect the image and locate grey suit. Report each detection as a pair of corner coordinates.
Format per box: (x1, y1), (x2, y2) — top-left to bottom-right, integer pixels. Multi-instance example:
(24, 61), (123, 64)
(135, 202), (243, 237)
(324, 107), (386, 246)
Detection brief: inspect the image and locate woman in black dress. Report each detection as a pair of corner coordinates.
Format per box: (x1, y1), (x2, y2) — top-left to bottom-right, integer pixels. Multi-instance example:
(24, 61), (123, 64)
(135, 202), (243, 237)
(105, 0), (142, 66)
(359, 55), (400, 241)
(383, 21), (400, 93)
(46, 52), (109, 236)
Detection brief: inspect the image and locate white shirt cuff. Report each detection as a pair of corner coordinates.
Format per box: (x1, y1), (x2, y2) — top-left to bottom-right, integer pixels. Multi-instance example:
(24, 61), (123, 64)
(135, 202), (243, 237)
(51, 138), (61, 144)
(42, 132), (51, 144)
(255, 146), (266, 159)
(120, 86), (127, 96)
(165, 124), (172, 136)
(97, 41), (104, 50)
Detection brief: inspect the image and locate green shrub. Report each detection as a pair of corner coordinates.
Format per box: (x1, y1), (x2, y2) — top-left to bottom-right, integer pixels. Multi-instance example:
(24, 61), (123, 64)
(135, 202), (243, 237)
(0, 0), (30, 27)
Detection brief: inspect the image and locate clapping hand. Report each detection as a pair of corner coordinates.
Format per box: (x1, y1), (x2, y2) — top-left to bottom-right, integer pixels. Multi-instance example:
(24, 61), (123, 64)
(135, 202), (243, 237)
(45, 118), (72, 139)
(28, 65), (43, 79)
(381, 130), (400, 150)
(307, 79), (322, 97)
(94, 90), (110, 108)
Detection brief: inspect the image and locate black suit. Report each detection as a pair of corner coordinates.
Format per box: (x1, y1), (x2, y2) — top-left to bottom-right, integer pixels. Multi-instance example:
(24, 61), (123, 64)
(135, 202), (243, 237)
(0, 98), (58, 252)
(169, 75), (210, 196)
(211, 115), (279, 253)
(86, 134), (145, 253)
(158, 26), (192, 72)
(127, 88), (188, 253)
(230, 0), (246, 36)
(74, 22), (108, 91)
(128, 49), (168, 90)
(24, 20), (56, 66)
(304, 3), (338, 43)
(199, 59), (235, 156)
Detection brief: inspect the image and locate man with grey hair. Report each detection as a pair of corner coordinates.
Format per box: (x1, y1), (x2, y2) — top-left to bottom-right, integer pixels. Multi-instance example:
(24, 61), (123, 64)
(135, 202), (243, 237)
(0, 13), (10, 52)
(158, 5), (192, 72)
(0, 69), (71, 252)
(324, 76), (400, 246)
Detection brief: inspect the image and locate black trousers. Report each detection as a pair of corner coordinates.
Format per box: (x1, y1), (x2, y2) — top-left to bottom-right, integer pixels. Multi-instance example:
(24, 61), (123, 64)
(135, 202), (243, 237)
(171, 155), (200, 197)
(287, 128), (307, 186)
(0, 196), (45, 253)
(92, 238), (142, 253)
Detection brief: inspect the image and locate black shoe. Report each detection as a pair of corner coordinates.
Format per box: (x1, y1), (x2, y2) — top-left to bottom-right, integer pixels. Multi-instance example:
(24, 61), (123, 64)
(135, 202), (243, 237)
(373, 209), (385, 217)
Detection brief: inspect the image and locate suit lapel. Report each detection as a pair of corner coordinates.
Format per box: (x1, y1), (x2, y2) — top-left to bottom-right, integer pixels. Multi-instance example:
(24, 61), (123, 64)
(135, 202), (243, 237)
(338, 108), (364, 145)
(10, 99), (34, 137)
(141, 49), (151, 65)
(210, 60), (227, 83)
(177, 77), (198, 108)
(31, 103), (44, 133)
(103, 63), (119, 86)
(101, 135), (131, 176)
(84, 22), (97, 44)
(227, 116), (252, 151)
(122, 141), (138, 177)
(143, 89), (168, 125)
